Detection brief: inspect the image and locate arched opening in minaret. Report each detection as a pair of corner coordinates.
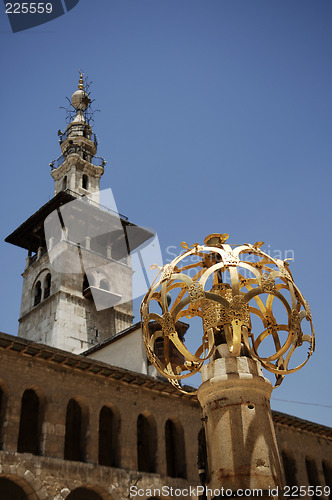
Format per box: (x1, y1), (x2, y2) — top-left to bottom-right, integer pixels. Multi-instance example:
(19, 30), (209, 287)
(64, 398), (88, 462)
(62, 175), (67, 190)
(98, 405), (120, 467)
(43, 273), (51, 299)
(137, 412), (157, 473)
(82, 174), (89, 190)
(165, 418), (187, 479)
(17, 389), (41, 455)
(33, 281), (42, 306)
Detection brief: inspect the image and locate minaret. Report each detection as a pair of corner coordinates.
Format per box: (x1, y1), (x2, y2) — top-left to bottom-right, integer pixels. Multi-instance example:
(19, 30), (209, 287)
(5, 75), (151, 353)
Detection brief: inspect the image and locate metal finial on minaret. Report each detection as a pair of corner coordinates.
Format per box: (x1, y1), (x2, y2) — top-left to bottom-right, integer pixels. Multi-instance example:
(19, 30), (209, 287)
(78, 73), (84, 90)
(71, 75), (91, 123)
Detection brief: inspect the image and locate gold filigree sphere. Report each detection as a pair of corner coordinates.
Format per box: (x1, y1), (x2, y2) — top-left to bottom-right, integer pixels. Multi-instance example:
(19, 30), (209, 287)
(140, 234), (315, 391)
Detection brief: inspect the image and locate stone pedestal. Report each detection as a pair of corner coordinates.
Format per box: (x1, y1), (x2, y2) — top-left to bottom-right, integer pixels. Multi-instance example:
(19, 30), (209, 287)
(197, 345), (283, 498)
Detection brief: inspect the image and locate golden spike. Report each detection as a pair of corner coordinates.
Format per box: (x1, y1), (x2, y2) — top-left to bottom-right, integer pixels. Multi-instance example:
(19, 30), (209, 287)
(78, 73), (84, 90)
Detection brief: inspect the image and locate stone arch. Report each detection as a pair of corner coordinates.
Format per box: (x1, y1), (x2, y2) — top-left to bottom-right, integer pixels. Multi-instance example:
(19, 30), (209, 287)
(165, 417), (186, 479)
(305, 456), (320, 489)
(17, 386), (45, 455)
(32, 269), (51, 307)
(91, 271), (111, 291)
(137, 411), (157, 473)
(64, 397), (89, 462)
(43, 272), (52, 299)
(33, 281), (42, 306)
(0, 472), (42, 500)
(281, 448), (298, 487)
(98, 404), (121, 467)
(322, 460), (332, 496)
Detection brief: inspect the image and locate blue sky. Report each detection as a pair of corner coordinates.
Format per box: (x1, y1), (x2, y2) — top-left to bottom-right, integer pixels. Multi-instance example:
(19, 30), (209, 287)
(0, 0), (331, 426)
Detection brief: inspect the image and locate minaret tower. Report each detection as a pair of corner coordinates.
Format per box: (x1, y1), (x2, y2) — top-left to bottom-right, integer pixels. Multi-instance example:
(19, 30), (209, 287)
(5, 75), (150, 353)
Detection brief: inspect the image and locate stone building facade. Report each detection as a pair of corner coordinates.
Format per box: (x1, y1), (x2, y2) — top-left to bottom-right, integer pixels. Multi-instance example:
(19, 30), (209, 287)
(0, 332), (331, 499)
(1, 77), (332, 499)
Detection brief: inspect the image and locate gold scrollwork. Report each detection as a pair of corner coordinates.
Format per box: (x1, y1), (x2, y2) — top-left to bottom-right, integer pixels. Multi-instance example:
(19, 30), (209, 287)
(188, 281), (205, 302)
(141, 234), (315, 392)
(261, 273), (276, 293)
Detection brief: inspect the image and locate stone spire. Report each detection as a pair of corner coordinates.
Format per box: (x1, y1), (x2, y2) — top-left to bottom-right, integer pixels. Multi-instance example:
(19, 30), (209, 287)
(50, 74), (105, 201)
(71, 73), (91, 124)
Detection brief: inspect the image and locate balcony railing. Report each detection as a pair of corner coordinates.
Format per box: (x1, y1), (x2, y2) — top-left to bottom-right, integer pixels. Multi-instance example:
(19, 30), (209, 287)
(91, 156), (106, 167)
(50, 152), (106, 170)
(49, 155), (65, 170)
(59, 130), (98, 149)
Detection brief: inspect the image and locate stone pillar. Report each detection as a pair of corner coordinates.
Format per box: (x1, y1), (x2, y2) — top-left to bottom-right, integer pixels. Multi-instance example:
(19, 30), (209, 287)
(197, 345), (283, 498)
(85, 236), (91, 250)
(48, 236), (54, 251)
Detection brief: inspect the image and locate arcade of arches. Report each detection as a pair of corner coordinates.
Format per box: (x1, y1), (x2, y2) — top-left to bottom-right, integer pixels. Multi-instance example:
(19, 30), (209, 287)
(0, 332), (331, 499)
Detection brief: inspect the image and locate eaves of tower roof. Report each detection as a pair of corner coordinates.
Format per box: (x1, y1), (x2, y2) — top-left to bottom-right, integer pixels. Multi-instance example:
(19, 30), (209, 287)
(5, 190), (153, 254)
(5, 191), (76, 251)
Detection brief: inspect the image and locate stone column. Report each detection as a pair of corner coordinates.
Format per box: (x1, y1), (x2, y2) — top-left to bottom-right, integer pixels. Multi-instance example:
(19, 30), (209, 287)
(197, 345), (283, 498)
(85, 236), (91, 250)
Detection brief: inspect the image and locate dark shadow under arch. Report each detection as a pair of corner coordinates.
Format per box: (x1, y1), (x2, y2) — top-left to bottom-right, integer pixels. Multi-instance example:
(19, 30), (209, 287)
(165, 418), (187, 479)
(43, 273), (51, 299)
(33, 281), (42, 306)
(99, 405), (120, 467)
(0, 475), (38, 500)
(0, 384), (7, 450)
(17, 389), (41, 455)
(67, 487), (103, 500)
(281, 449), (298, 487)
(137, 412), (157, 473)
(306, 456), (320, 495)
(322, 460), (332, 499)
(64, 398), (88, 462)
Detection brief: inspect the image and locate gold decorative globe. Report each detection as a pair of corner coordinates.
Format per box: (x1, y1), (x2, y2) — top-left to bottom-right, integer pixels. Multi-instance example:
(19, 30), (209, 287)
(141, 234), (314, 391)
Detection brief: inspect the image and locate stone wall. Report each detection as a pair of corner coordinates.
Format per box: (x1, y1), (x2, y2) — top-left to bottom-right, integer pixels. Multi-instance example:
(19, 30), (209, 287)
(0, 332), (331, 499)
